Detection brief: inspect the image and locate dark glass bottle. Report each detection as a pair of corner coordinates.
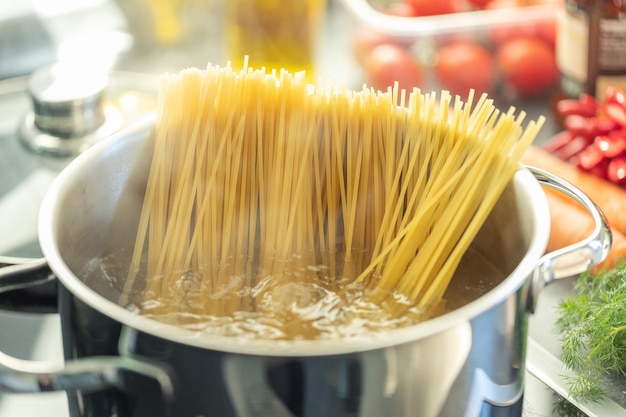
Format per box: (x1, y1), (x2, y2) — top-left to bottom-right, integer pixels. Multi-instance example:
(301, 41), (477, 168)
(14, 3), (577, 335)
(556, 0), (626, 101)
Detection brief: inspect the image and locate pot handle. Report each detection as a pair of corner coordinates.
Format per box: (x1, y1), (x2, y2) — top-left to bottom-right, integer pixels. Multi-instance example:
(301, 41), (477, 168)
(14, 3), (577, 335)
(525, 166), (612, 312)
(0, 352), (173, 396)
(0, 267), (175, 414)
(0, 256), (54, 294)
(0, 344), (174, 416)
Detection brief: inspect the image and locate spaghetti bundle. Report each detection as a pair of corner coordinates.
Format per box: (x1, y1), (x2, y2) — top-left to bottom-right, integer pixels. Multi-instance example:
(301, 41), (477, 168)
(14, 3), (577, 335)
(123, 62), (544, 332)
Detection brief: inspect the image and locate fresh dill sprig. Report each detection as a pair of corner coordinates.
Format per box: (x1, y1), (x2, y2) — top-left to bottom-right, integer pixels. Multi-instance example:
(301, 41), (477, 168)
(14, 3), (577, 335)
(556, 262), (626, 403)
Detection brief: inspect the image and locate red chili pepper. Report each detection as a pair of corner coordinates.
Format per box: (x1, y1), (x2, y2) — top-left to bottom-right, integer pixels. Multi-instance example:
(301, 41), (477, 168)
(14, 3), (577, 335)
(609, 127), (626, 139)
(604, 86), (626, 107)
(603, 103), (626, 127)
(543, 130), (575, 153)
(556, 97), (598, 118)
(580, 158), (609, 180)
(595, 134), (626, 158)
(589, 115), (620, 136)
(577, 144), (604, 170)
(608, 156), (626, 183)
(563, 114), (596, 137)
(553, 134), (593, 161)
(545, 86), (626, 187)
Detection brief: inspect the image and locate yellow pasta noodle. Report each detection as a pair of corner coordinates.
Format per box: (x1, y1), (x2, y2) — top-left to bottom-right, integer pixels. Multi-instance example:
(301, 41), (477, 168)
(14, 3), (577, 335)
(123, 61), (544, 338)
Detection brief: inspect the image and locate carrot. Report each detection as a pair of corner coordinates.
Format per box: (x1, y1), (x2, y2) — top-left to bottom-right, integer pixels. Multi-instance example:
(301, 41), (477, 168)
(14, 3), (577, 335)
(542, 186), (626, 271)
(522, 145), (626, 238)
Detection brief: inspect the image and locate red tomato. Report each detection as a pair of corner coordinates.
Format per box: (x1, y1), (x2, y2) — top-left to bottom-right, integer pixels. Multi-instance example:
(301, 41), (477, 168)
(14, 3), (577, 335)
(434, 41), (495, 98)
(490, 18), (557, 48)
(467, 0), (495, 9)
(485, 0), (524, 9)
(486, 0), (557, 47)
(490, 21), (541, 48)
(404, 0), (458, 16)
(386, 2), (420, 17)
(351, 27), (397, 66)
(535, 17), (557, 47)
(363, 44), (423, 94)
(497, 37), (558, 97)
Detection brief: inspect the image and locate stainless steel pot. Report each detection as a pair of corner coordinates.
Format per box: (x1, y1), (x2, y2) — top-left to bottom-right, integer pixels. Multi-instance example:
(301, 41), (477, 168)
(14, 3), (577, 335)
(0, 118), (611, 417)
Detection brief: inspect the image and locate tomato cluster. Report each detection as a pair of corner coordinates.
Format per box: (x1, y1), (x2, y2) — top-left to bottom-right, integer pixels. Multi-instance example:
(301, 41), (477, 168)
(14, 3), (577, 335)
(545, 87), (626, 186)
(351, 0), (561, 100)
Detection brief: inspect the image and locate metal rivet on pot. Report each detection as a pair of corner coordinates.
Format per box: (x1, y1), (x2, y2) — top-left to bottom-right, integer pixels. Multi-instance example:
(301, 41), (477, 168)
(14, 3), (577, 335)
(19, 62), (123, 157)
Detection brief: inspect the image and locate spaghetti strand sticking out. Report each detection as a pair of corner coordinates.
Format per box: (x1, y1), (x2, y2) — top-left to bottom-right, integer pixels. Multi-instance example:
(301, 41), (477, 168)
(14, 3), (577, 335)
(123, 62), (545, 338)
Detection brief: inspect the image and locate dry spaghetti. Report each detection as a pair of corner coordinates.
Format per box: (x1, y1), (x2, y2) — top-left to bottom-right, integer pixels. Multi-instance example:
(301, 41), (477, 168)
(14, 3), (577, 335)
(121, 62), (544, 338)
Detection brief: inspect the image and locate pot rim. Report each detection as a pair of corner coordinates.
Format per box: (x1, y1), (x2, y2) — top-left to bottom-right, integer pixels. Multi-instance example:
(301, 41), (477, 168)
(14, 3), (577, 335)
(38, 121), (550, 357)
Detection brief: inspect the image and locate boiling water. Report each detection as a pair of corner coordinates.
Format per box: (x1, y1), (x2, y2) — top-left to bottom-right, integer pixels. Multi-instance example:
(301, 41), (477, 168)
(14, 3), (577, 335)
(81, 246), (506, 341)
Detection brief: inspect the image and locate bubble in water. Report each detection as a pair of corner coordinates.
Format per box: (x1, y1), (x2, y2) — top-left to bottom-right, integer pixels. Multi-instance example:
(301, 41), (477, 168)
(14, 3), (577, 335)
(173, 271), (202, 299)
(82, 248), (475, 341)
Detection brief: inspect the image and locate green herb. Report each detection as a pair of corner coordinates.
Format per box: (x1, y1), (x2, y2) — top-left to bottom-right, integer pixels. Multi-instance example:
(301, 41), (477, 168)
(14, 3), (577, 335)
(556, 262), (626, 403)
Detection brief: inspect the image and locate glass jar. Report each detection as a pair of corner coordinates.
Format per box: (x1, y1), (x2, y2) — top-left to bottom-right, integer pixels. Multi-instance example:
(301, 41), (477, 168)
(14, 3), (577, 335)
(556, 0), (626, 101)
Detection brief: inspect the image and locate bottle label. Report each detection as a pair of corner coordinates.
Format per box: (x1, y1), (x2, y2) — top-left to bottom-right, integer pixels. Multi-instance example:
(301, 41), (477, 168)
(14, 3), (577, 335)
(556, 6), (589, 98)
(599, 18), (626, 70)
